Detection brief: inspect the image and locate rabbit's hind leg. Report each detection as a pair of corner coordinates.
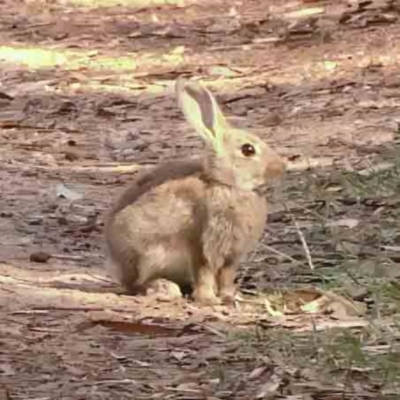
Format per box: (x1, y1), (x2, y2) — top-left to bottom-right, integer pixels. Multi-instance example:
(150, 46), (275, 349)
(133, 245), (188, 298)
(106, 249), (143, 294)
(145, 279), (183, 300)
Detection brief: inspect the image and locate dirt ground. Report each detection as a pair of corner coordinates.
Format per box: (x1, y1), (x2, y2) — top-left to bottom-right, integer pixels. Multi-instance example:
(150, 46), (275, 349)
(1, 0), (400, 399)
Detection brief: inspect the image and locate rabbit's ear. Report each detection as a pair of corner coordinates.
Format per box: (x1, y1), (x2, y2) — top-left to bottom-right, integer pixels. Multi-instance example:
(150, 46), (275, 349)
(176, 78), (228, 152)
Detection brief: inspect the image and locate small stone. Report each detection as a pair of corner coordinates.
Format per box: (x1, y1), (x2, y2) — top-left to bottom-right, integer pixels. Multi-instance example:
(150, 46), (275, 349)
(30, 251), (51, 263)
(64, 151), (79, 162)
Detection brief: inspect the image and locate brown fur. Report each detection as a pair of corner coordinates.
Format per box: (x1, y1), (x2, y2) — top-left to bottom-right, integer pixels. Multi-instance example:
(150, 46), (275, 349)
(109, 160), (204, 217)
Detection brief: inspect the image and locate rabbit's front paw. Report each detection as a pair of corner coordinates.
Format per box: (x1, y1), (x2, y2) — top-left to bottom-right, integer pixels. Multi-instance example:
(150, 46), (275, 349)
(193, 268), (220, 305)
(218, 266), (237, 305)
(220, 292), (235, 305)
(219, 284), (237, 305)
(193, 285), (221, 305)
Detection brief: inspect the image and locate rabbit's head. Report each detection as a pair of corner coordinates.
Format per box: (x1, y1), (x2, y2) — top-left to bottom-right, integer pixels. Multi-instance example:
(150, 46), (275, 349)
(176, 78), (285, 192)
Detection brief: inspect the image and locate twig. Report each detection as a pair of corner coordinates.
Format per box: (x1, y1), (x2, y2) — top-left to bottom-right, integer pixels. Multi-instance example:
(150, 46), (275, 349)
(85, 271), (118, 285)
(27, 306), (137, 313)
(283, 203), (315, 270)
(50, 254), (84, 261)
(198, 324), (227, 338)
(260, 243), (302, 265)
(94, 379), (137, 386)
(11, 310), (50, 315)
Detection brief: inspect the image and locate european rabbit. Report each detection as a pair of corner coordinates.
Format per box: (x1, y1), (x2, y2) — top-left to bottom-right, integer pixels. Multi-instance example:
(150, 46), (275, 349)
(105, 78), (285, 305)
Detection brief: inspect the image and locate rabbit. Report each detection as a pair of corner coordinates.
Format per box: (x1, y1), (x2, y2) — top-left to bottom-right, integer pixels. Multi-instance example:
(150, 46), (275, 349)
(105, 77), (285, 305)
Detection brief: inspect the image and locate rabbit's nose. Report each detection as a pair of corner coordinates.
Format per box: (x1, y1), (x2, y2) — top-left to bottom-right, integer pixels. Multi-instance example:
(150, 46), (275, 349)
(266, 151), (286, 179)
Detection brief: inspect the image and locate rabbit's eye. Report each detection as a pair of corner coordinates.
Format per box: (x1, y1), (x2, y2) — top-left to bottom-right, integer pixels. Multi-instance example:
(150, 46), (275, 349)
(241, 143), (256, 157)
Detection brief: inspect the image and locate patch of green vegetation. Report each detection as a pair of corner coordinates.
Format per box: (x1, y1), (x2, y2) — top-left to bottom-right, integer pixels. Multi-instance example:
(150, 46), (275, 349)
(281, 144), (400, 293)
(256, 148), (400, 394)
(228, 324), (400, 393)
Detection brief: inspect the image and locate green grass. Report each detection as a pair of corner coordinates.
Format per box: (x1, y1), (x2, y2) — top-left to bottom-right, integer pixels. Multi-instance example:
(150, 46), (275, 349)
(227, 323), (400, 395)
(242, 144), (400, 394)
